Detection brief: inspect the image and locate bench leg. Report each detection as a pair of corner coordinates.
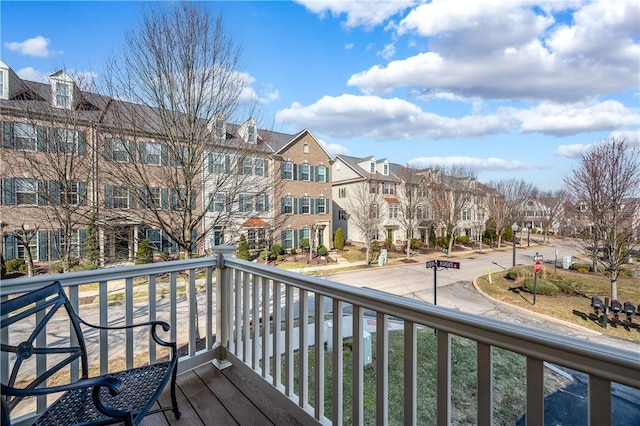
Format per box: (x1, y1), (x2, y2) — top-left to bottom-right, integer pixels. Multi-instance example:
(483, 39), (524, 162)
(170, 365), (181, 419)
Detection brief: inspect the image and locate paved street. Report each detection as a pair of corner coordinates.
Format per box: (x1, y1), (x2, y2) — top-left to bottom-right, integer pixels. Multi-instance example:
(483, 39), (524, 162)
(324, 241), (639, 352)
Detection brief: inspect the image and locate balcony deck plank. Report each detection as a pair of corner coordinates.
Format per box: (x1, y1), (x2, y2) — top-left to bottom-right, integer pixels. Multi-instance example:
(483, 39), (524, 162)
(141, 363), (302, 425)
(218, 363), (303, 426)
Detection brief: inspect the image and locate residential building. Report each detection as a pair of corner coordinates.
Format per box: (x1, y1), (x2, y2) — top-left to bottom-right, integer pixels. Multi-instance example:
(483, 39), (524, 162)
(332, 155), (492, 247)
(0, 61), (332, 269)
(201, 126), (333, 253)
(266, 130), (333, 251)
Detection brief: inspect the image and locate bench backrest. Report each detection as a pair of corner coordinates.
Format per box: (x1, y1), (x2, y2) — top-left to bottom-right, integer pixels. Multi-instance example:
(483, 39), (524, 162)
(1, 282), (88, 413)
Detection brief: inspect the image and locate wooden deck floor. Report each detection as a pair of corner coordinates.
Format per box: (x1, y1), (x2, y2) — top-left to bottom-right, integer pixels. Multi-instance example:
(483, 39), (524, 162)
(140, 363), (303, 426)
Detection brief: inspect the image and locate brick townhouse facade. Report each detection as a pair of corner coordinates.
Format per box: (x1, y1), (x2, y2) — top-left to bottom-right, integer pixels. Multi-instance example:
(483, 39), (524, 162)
(0, 61), (332, 268)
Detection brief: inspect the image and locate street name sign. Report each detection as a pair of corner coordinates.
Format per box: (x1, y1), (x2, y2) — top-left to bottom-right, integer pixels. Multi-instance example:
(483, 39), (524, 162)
(437, 260), (460, 269)
(426, 260), (436, 269)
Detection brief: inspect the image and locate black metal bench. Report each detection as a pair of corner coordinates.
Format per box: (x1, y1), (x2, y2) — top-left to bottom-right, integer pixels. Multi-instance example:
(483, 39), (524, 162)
(1, 281), (180, 425)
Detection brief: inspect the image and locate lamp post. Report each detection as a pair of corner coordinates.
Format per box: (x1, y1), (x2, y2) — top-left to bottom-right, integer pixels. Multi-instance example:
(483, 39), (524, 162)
(511, 223), (518, 267)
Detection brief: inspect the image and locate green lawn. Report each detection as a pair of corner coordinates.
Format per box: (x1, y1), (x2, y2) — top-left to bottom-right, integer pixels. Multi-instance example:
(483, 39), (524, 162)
(476, 265), (640, 342)
(289, 328), (570, 425)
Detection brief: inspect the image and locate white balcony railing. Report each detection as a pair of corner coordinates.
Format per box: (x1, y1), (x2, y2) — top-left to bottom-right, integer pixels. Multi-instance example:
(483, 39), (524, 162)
(1, 245), (639, 426)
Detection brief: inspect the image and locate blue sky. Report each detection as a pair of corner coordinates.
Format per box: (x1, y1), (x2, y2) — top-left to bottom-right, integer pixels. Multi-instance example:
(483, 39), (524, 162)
(2, 0), (639, 190)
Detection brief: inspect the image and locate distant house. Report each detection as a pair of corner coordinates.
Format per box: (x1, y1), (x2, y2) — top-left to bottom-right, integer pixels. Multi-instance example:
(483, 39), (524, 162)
(332, 155), (492, 247)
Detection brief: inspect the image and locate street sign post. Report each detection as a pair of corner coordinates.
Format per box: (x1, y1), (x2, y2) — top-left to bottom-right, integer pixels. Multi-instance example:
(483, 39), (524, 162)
(533, 252), (540, 304)
(426, 260), (461, 307)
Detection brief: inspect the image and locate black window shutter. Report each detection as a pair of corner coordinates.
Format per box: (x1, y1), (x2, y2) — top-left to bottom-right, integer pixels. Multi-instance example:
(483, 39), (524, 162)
(2, 122), (14, 148)
(3, 178), (15, 205)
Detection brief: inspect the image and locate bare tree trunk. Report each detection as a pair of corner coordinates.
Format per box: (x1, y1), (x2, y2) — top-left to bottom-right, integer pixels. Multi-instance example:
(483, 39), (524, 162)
(16, 225), (37, 277)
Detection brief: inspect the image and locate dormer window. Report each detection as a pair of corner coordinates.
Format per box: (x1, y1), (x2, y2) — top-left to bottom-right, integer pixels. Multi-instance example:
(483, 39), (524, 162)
(54, 81), (71, 108)
(370, 162), (375, 173)
(50, 71), (75, 109)
(248, 124), (256, 144)
(213, 112), (226, 139)
(0, 68), (6, 100)
(383, 163), (389, 175)
(215, 119), (225, 138)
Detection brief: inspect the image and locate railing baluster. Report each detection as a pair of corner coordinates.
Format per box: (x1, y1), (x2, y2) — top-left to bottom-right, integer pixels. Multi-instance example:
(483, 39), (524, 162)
(243, 271), (251, 363)
(589, 375), (611, 426)
(437, 330), (451, 426)
(170, 272), (177, 345)
(224, 269), (238, 353)
(234, 269), (242, 353)
(352, 305), (364, 425)
(332, 299), (344, 426)
(285, 284), (295, 397)
(299, 289), (309, 408)
(262, 275), (270, 378)
(125, 277), (134, 369)
(188, 269), (197, 357)
(314, 294), (325, 420)
(403, 321), (417, 426)
(99, 280), (108, 375)
(477, 342), (493, 425)
(272, 281), (282, 388)
(252, 275), (260, 370)
(526, 357), (544, 426)
(376, 312), (389, 425)
(148, 274), (157, 363)
(205, 266), (214, 350)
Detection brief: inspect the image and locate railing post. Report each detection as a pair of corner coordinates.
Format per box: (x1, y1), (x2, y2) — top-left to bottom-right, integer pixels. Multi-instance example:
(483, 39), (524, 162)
(212, 245), (236, 370)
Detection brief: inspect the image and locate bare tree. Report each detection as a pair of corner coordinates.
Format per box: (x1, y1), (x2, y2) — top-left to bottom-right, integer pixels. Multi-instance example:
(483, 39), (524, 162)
(346, 181), (385, 264)
(99, 4), (269, 258)
(564, 137), (640, 300)
(430, 165), (477, 256)
(396, 165), (430, 260)
(486, 178), (535, 248)
(537, 189), (568, 243)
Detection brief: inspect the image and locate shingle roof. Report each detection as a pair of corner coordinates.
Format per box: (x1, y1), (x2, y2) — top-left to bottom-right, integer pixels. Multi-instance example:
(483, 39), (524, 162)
(1, 71), (300, 154)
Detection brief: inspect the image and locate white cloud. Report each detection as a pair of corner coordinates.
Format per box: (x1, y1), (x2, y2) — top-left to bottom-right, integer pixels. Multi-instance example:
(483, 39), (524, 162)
(276, 93), (638, 141)
(555, 143), (593, 158)
(407, 156), (542, 172)
(294, 0), (418, 28)
(15, 67), (48, 82)
(345, 43), (354, 50)
(556, 131), (640, 158)
(348, 1), (639, 103)
(377, 43), (396, 60)
(318, 138), (350, 155)
(237, 72), (279, 105)
(276, 94), (511, 139)
(510, 101), (640, 136)
(5, 36), (58, 58)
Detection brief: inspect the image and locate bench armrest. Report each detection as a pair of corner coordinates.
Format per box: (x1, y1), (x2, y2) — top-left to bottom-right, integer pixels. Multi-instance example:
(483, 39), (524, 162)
(2, 376), (122, 398)
(76, 317), (177, 351)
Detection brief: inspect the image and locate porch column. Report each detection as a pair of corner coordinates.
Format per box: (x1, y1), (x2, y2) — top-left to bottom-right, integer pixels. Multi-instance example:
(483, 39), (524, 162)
(133, 226), (139, 262)
(212, 245), (236, 370)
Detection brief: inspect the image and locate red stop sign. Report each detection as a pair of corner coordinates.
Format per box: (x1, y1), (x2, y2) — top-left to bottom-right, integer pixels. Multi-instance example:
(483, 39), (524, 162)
(534, 260), (541, 273)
